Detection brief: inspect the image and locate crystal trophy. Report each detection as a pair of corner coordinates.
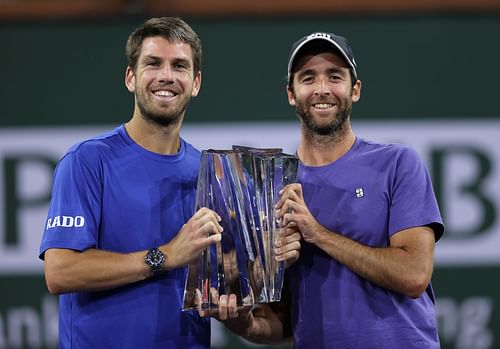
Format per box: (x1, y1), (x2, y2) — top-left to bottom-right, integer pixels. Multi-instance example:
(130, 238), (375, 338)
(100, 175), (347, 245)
(182, 146), (298, 311)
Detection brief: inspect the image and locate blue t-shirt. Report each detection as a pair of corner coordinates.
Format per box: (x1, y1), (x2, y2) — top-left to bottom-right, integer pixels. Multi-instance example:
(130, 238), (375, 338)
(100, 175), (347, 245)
(39, 125), (209, 349)
(287, 137), (444, 349)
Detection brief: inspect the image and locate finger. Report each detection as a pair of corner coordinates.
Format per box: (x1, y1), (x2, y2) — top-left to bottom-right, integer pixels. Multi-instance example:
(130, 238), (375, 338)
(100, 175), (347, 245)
(280, 183), (301, 194)
(198, 232), (222, 250)
(196, 227), (223, 251)
(276, 249), (300, 263)
(279, 183), (301, 197)
(291, 232), (302, 243)
(275, 195), (285, 211)
(228, 294), (239, 319)
(199, 218), (223, 235)
(280, 197), (302, 216)
(191, 208), (222, 229)
(198, 211), (224, 231)
(280, 184), (304, 210)
(288, 183), (303, 198)
(276, 232), (301, 248)
(284, 188), (305, 207)
(218, 294), (228, 321)
(275, 240), (300, 257)
(198, 207), (221, 221)
(276, 185), (293, 210)
(192, 206), (212, 219)
(279, 226), (300, 238)
(196, 289), (208, 317)
(275, 230), (289, 247)
(210, 287), (220, 306)
(281, 239), (301, 254)
(276, 197), (295, 219)
(204, 208), (222, 223)
(282, 210), (297, 226)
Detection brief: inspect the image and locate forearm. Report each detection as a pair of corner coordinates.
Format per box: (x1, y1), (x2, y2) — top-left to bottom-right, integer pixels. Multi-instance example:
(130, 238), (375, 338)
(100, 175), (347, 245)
(44, 248), (150, 294)
(277, 184), (436, 298)
(314, 226), (435, 298)
(43, 208), (223, 295)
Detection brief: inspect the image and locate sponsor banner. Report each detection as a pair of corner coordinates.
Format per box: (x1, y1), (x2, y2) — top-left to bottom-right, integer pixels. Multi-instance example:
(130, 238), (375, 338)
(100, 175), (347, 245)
(0, 276), (58, 349)
(433, 267), (499, 349)
(0, 270), (497, 349)
(0, 120), (499, 274)
(0, 127), (109, 274)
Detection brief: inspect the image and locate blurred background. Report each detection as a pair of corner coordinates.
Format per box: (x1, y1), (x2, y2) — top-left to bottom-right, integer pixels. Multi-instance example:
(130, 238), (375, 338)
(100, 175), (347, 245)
(1, 0), (499, 348)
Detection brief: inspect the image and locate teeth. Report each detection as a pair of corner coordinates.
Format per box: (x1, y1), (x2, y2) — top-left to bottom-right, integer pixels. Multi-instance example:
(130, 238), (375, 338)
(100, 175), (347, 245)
(154, 90), (174, 97)
(314, 103), (333, 109)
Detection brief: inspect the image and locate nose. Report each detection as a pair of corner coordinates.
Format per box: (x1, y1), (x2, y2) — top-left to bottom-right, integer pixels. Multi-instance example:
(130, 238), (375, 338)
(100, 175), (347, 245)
(314, 77), (330, 96)
(158, 64), (174, 83)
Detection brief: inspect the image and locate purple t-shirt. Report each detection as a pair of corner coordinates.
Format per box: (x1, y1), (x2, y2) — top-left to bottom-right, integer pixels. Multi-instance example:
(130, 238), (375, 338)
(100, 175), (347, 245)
(286, 137), (444, 349)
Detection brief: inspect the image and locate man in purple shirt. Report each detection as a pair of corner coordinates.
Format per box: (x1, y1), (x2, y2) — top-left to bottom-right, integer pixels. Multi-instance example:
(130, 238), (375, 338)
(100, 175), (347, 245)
(219, 32), (444, 349)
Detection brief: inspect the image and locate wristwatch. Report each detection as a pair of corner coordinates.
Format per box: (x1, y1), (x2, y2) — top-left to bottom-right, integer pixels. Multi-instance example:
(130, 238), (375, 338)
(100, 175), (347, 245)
(145, 247), (166, 275)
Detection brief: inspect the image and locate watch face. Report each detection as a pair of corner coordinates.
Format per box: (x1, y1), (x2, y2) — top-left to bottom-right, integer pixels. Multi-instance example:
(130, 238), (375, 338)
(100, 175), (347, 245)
(145, 248), (165, 272)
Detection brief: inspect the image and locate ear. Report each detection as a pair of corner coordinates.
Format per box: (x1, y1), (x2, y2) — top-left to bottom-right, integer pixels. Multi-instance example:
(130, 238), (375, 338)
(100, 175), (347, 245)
(191, 70), (202, 97)
(287, 85), (296, 107)
(351, 79), (362, 102)
(125, 66), (135, 93)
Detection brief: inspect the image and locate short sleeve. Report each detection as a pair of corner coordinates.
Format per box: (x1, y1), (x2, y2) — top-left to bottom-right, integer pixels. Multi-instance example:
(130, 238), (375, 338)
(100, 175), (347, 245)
(39, 147), (102, 259)
(388, 146), (444, 241)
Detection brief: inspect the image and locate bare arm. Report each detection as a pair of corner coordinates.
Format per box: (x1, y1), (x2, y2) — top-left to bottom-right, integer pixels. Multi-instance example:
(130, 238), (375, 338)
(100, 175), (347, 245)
(308, 225), (435, 298)
(44, 207), (223, 294)
(276, 183), (436, 298)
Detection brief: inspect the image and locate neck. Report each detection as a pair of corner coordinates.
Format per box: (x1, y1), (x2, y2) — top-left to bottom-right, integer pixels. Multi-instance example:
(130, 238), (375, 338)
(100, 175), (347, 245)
(297, 123), (356, 166)
(125, 115), (182, 155)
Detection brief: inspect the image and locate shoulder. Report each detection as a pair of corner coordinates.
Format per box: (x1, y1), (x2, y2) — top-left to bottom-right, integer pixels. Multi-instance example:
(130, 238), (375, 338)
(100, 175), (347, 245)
(356, 138), (422, 162)
(59, 127), (123, 168)
(68, 127), (121, 154)
(352, 138), (429, 181)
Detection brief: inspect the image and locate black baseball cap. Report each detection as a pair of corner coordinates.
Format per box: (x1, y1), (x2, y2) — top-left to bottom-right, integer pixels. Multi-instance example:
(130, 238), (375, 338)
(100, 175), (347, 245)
(287, 32), (358, 82)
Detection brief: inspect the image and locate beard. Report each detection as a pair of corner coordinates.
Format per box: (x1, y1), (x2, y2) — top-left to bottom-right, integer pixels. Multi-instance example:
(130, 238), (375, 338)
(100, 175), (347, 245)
(135, 88), (191, 127)
(295, 96), (352, 138)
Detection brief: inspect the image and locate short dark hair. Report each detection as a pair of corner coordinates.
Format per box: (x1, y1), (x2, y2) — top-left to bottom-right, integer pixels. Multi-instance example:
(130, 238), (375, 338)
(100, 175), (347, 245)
(125, 17), (202, 74)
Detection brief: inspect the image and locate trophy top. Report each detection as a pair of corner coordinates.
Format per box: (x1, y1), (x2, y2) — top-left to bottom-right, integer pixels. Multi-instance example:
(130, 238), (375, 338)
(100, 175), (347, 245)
(232, 145), (282, 155)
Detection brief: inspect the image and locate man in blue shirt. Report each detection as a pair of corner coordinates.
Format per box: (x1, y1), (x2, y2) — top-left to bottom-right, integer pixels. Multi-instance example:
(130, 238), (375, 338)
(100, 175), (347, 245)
(39, 17), (300, 349)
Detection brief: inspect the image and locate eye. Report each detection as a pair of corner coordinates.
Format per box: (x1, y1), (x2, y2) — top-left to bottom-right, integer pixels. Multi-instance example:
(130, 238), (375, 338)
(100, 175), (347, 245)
(301, 76), (314, 84)
(146, 60), (160, 67)
(173, 61), (190, 71)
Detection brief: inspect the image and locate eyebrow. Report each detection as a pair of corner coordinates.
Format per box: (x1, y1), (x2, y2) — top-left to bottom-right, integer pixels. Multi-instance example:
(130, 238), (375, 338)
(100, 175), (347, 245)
(296, 66), (348, 78)
(327, 67), (347, 75)
(141, 55), (192, 67)
(295, 69), (315, 80)
(172, 57), (192, 67)
(141, 55), (161, 62)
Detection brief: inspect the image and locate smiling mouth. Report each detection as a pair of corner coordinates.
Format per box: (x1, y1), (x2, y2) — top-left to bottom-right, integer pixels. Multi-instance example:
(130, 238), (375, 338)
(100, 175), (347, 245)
(153, 90), (176, 97)
(313, 103), (334, 110)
